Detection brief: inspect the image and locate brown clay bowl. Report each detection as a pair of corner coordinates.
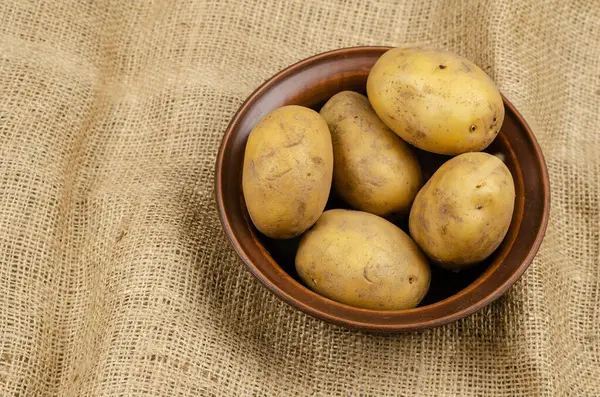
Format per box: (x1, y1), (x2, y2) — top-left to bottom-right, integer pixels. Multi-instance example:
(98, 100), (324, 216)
(215, 46), (550, 332)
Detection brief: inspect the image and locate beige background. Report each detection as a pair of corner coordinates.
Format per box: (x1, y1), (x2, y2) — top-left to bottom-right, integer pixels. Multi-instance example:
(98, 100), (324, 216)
(0, 0), (599, 396)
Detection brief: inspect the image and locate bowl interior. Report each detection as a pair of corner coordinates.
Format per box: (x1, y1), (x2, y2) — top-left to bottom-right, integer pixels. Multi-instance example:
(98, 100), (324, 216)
(216, 47), (549, 331)
(259, 90), (518, 307)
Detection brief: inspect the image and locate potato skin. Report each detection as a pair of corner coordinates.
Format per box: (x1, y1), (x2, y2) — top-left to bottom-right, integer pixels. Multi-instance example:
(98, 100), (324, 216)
(409, 152), (515, 269)
(367, 47), (505, 155)
(295, 209), (431, 310)
(319, 91), (423, 216)
(242, 105), (333, 239)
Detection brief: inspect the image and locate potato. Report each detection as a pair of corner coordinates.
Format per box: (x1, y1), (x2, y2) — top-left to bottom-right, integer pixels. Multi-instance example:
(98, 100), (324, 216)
(409, 152), (515, 269)
(242, 105), (333, 239)
(367, 47), (505, 155)
(319, 91), (423, 216)
(296, 209), (431, 310)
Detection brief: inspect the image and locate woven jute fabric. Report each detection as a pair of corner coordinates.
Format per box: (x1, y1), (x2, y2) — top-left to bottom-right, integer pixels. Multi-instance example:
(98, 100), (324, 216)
(0, 0), (598, 395)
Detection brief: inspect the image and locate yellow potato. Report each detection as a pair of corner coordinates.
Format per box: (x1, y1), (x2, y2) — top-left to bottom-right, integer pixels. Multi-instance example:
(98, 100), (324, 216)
(409, 152), (515, 269)
(367, 47), (505, 155)
(320, 91), (423, 216)
(242, 105), (333, 239)
(296, 209), (431, 310)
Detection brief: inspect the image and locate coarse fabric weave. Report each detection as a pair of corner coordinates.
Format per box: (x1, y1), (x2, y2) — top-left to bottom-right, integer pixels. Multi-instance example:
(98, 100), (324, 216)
(0, 0), (599, 396)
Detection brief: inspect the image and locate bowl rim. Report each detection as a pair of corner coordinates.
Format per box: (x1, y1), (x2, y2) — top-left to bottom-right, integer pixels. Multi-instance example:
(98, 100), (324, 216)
(215, 46), (551, 332)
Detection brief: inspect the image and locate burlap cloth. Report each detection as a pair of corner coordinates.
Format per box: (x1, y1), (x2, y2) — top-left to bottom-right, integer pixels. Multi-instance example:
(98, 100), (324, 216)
(0, 0), (599, 395)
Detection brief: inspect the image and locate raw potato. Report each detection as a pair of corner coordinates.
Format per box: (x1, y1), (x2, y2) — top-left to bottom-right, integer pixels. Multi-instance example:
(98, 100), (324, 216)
(296, 209), (431, 310)
(242, 105), (333, 239)
(409, 152), (515, 269)
(320, 91), (423, 216)
(367, 47), (505, 155)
